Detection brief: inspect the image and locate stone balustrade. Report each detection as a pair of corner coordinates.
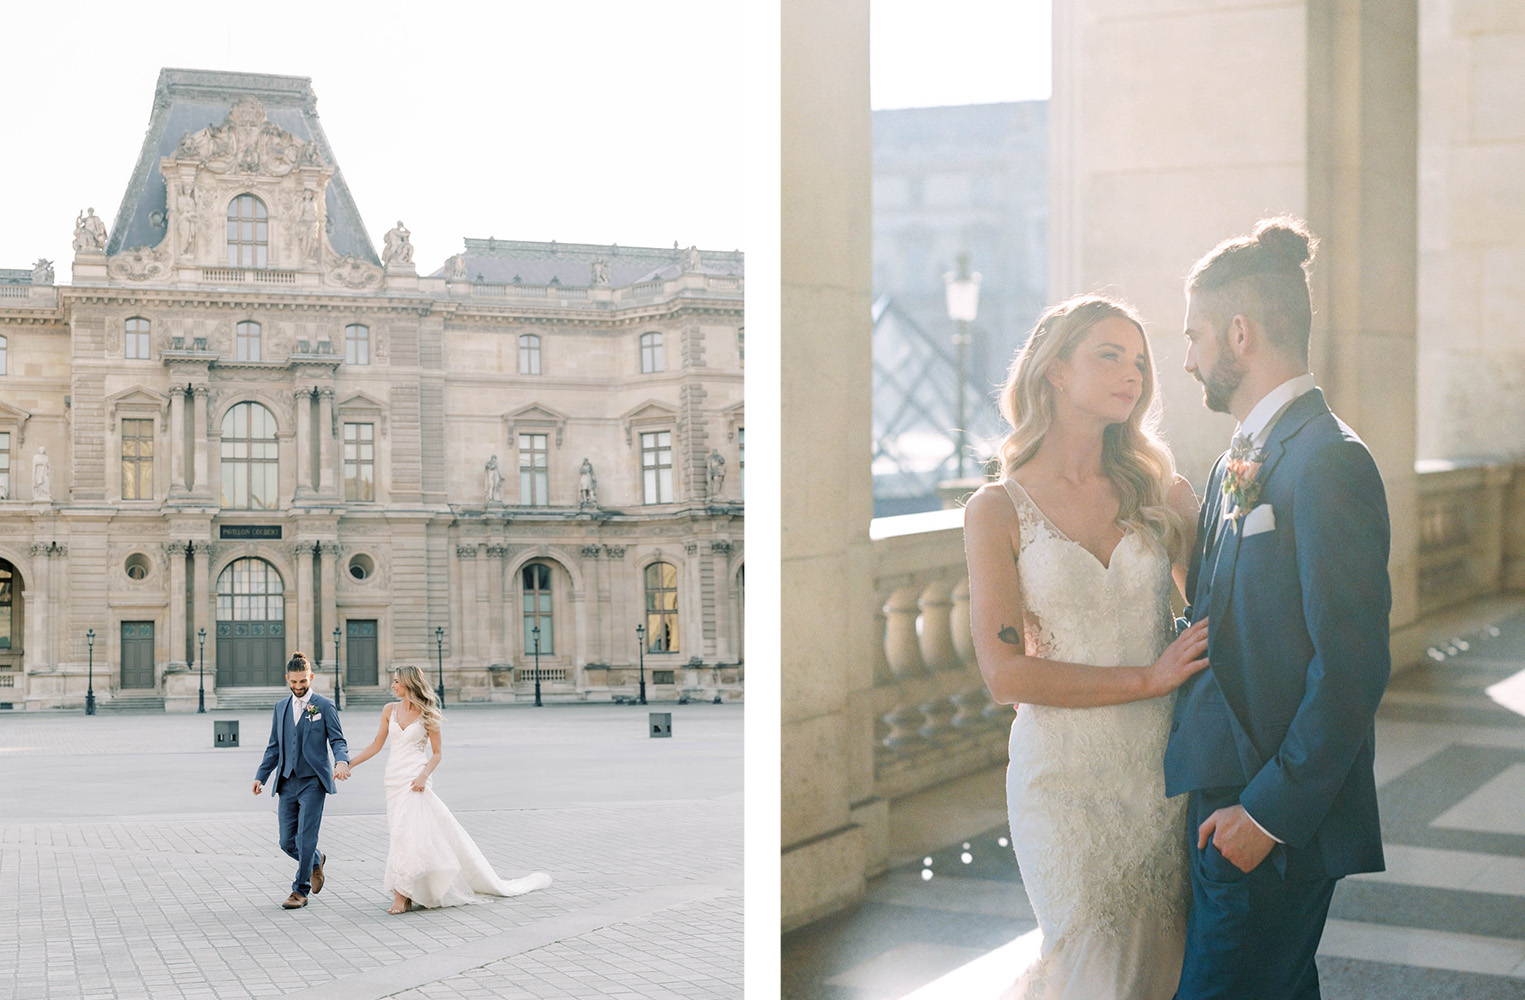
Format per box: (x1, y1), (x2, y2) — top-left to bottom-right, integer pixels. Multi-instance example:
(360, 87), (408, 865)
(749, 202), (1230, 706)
(1416, 460), (1525, 617)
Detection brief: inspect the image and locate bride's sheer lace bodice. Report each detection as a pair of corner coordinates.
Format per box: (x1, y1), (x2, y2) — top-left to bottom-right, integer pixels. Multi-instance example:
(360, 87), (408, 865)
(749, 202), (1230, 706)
(999, 479), (1188, 1000)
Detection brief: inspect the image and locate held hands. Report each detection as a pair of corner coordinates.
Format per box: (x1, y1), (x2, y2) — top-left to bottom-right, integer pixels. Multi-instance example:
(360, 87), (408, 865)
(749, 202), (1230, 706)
(1199, 804), (1276, 873)
(1142, 618), (1210, 699)
(333, 762), (352, 781)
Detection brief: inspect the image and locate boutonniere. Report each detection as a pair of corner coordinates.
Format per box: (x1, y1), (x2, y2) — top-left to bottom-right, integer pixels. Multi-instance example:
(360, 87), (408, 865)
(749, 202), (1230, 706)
(1222, 434), (1265, 519)
(304, 703), (321, 720)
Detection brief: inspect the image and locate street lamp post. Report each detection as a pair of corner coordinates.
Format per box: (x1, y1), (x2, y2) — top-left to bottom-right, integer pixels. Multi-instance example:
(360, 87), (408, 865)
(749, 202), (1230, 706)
(635, 623), (648, 706)
(85, 628), (96, 715)
(197, 628), (206, 713)
(434, 626), (445, 706)
(943, 253), (982, 479)
(333, 626), (342, 710)
(532, 624), (542, 707)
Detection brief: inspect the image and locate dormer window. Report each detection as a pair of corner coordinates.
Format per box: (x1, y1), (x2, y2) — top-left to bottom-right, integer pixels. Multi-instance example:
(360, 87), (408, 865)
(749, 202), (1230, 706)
(227, 194), (268, 267)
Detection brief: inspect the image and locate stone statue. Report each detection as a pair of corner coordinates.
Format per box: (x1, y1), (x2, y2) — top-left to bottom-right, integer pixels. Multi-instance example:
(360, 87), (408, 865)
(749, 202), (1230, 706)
(682, 245), (701, 272)
(579, 458), (598, 506)
(382, 221), (414, 266)
(485, 454), (503, 503)
(175, 184), (198, 258)
(707, 449), (726, 497)
(297, 189), (320, 261)
(590, 259), (610, 286)
(73, 208), (108, 252)
(445, 253), (467, 280)
(33, 446), (51, 500)
(31, 259), (54, 285)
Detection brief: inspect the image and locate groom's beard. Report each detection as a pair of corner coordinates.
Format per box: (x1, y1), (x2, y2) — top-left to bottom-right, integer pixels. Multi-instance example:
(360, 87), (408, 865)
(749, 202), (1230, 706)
(1199, 349), (1246, 414)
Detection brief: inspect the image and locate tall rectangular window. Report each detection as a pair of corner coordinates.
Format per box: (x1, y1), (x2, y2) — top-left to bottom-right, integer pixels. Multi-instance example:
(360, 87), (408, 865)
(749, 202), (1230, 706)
(121, 419), (154, 500)
(640, 332), (664, 373)
(641, 430), (673, 504)
(236, 321), (261, 362)
(738, 427), (745, 500)
(522, 563), (554, 655)
(125, 318), (151, 359)
(0, 431), (9, 499)
(519, 433), (549, 506)
(345, 324), (370, 365)
(343, 422), (375, 501)
(519, 334), (541, 375)
(0, 335), (7, 375)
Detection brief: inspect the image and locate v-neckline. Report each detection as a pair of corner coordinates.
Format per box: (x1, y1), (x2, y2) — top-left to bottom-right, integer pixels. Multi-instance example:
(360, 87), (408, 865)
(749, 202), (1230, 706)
(395, 706), (422, 732)
(1008, 480), (1129, 571)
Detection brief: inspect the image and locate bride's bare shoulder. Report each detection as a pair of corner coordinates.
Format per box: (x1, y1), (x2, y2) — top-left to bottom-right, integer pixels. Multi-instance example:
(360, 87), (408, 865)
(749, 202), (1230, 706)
(964, 480), (1017, 527)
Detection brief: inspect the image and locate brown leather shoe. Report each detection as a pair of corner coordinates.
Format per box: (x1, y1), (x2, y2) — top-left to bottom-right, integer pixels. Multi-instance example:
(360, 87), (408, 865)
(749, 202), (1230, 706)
(310, 852), (325, 894)
(281, 892), (308, 909)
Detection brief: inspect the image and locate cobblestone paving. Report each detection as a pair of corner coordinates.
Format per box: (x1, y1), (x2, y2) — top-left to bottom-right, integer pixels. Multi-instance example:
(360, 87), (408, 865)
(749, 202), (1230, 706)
(0, 703), (742, 999)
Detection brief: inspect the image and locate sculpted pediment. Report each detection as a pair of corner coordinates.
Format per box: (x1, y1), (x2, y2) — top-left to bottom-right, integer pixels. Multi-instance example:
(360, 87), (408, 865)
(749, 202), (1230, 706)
(620, 399), (680, 445)
(0, 400), (32, 445)
(170, 98), (324, 178)
(504, 403), (570, 447)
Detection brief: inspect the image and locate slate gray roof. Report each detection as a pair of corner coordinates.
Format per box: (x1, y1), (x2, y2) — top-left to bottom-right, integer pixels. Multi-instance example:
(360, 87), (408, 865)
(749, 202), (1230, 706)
(0, 269), (31, 286)
(431, 239), (745, 287)
(107, 68), (378, 263)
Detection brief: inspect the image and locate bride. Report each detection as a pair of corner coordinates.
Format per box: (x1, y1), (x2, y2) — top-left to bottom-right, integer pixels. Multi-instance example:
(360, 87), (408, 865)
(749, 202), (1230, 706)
(345, 665), (552, 913)
(963, 294), (1207, 998)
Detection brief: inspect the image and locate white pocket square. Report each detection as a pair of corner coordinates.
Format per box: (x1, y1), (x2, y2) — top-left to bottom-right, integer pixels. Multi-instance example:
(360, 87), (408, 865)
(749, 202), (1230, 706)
(1241, 503), (1276, 537)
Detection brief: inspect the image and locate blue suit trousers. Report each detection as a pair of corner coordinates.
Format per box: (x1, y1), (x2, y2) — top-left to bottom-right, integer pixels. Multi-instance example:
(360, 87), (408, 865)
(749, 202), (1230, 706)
(277, 772), (326, 896)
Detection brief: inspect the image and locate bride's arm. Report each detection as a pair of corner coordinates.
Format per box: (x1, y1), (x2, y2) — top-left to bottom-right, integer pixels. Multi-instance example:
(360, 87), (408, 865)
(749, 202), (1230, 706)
(1168, 474), (1201, 600)
(347, 703), (393, 769)
(964, 483), (1209, 708)
(412, 726), (444, 791)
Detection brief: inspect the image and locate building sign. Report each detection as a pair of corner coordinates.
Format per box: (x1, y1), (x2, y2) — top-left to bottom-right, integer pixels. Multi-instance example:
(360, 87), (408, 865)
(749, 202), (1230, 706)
(219, 525), (283, 540)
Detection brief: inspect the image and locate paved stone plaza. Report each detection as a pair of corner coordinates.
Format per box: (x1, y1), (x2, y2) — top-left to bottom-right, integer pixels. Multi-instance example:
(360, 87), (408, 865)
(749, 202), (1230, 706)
(0, 702), (742, 1000)
(783, 606), (1525, 999)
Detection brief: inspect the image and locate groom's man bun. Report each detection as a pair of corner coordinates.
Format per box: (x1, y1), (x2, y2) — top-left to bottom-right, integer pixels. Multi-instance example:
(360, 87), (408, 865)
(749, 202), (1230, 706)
(286, 652), (312, 673)
(1186, 215), (1318, 362)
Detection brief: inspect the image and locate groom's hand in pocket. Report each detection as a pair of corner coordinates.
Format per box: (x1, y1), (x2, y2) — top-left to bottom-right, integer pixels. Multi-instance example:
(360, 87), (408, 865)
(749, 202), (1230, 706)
(1199, 804), (1275, 873)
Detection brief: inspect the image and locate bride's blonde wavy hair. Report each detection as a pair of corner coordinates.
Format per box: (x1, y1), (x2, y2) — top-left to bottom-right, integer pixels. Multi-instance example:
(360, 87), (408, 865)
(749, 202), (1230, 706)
(996, 294), (1187, 559)
(393, 664), (443, 734)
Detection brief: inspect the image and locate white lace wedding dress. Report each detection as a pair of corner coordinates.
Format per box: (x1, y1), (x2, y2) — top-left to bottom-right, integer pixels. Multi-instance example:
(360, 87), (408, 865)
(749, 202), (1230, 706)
(999, 480), (1189, 1000)
(382, 712), (552, 908)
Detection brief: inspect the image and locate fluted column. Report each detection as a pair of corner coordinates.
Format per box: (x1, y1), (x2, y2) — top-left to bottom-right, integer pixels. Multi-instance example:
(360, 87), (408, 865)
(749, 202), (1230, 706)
(293, 389), (312, 496)
(486, 545), (507, 665)
(319, 542), (340, 671)
(317, 388), (336, 496)
(166, 541), (187, 668)
(169, 390), (187, 494)
(293, 541), (315, 659)
(457, 545), (479, 664)
(191, 386), (210, 496)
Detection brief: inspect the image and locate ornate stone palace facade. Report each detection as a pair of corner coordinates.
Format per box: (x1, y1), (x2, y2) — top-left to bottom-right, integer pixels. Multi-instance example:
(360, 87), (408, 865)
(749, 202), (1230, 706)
(0, 69), (743, 711)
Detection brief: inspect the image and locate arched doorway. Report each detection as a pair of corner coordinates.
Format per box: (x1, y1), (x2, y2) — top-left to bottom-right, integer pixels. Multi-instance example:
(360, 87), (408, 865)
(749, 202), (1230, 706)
(0, 560), (22, 691)
(216, 557), (286, 686)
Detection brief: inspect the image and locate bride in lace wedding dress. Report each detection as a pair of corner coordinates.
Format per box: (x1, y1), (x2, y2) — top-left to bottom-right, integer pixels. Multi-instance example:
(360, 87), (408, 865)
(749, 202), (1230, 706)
(346, 665), (551, 913)
(963, 296), (1207, 999)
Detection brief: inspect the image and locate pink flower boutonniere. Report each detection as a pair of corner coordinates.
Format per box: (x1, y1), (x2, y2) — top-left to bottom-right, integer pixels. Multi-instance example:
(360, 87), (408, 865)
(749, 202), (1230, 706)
(305, 703), (321, 721)
(1222, 434), (1265, 519)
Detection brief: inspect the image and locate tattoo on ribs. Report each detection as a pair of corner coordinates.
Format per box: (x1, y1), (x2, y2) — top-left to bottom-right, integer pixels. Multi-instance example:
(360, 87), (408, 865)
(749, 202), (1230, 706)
(998, 625), (1021, 646)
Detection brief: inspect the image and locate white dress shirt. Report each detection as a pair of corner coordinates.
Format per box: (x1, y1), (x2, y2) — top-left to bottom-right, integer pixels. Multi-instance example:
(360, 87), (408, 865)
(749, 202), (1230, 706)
(1227, 372), (1315, 847)
(292, 692), (312, 725)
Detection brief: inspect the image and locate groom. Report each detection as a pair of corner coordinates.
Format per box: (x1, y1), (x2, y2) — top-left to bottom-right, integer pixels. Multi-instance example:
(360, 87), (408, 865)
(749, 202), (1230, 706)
(252, 652), (351, 909)
(1165, 217), (1392, 999)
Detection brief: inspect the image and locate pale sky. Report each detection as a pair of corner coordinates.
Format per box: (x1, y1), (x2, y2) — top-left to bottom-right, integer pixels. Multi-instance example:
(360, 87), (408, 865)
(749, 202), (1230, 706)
(871, 0), (1051, 110)
(0, 0), (745, 278)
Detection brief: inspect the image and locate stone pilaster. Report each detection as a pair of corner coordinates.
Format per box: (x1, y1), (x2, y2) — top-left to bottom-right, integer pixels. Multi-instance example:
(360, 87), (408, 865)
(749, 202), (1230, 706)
(165, 541), (187, 668)
(292, 541), (315, 658)
(169, 390), (187, 494)
(316, 388), (336, 496)
(456, 544), (479, 664)
(191, 386), (210, 495)
(319, 542), (340, 669)
(293, 389), (312, 495)
(486, 545), (507, 665)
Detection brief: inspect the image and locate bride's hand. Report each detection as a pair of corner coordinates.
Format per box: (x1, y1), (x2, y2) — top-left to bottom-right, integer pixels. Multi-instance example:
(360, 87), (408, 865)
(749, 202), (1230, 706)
(411, 774), (427, 792)
(1142, 618), (1210, 699)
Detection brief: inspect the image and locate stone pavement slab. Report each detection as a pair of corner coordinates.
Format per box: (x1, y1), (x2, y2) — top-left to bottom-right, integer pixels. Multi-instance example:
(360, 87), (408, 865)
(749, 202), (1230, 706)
(0, 703), (742, 999)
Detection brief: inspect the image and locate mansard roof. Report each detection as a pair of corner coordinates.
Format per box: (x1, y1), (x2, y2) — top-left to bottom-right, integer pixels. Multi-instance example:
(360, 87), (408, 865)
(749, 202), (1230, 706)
(107, 68), (379, 264)
(432, 238), (744, 287)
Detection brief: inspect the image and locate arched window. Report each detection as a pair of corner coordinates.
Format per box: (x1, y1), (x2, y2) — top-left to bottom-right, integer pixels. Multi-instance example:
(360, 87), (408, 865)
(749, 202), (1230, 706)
(216, 558), (285, 622)
(0, 561), (14, 650)
(220, 402), (278, 509)
(0, 335), (7, 375)
(125, 318), (151, 359)
(640, 332), (664, 373)
(236, 321), (261, 362)
(345, 324), (370, 365)
(226, 194), (268, 267)
(522, 563), (554, 655)
(519, 334), (541, 375)
(644, 561), (679, 652)
(216, 557), (287, 687)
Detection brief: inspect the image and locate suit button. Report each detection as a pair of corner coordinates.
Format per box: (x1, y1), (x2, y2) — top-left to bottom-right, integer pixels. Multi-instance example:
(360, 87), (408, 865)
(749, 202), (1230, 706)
(1171, 722), (1180, 733)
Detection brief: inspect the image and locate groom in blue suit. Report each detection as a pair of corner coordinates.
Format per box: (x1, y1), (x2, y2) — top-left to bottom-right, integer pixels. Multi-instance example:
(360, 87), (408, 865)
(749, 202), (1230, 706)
(252, 652), (350, 909)
(1165, 218), (1392, 999)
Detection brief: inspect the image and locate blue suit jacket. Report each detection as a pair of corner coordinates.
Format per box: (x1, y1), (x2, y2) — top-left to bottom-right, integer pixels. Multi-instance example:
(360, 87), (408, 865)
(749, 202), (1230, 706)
(1163, 388), (1391, 880)
(254, 692), (349, 796)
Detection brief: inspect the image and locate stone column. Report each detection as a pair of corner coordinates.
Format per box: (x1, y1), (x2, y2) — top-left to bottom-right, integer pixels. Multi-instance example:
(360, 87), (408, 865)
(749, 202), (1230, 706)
(711, 540), (734, 663)
(473, 543), (491, 665)
(486, 545), (507, 665)
(781, 0), (878, 931)
(317, 388), (337, 496)
(319, 542), (340, 673)
(457, 545), (479, 664)
(292, 542), (315, 660)
(169, 389), (187, 494)
(191, 386), (210, 495)
(26, 544), (51, 674)
(191, 541), (213, 674)
(293, 389), (312, 496)
(165, 541), (187, 668)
